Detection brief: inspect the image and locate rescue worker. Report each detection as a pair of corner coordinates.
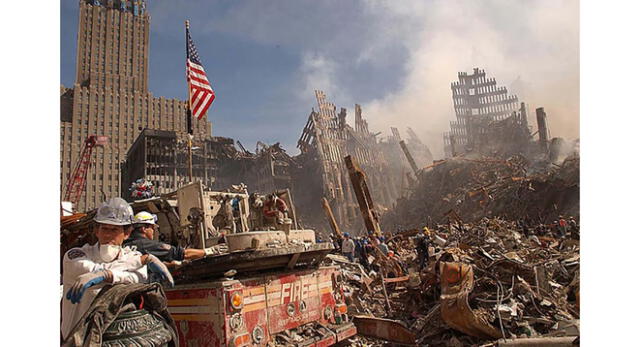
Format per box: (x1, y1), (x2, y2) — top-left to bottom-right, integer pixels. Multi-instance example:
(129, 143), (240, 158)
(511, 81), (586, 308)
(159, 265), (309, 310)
(262, 193), (289, 228)
(61, 198), (174, 340)
(329, 234), (340, 253)
(558, 216), (568, 238)
(249, 193), (265, 230)
(357, 238), (371, 271)
(354, 237), (363, 261)
(341, 232), (356, 262)
(377, 236), (389, 255)
(568, 217), (579, 239)
(387, 251), (407, 276)
(416, 228), (430, 271)
(124, 211), (219, 265)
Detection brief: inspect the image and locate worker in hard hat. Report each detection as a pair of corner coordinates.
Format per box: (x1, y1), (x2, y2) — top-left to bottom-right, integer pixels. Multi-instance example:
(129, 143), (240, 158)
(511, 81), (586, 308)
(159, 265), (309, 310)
(124, 211), (219, 266)
(61, 198), (173, 340)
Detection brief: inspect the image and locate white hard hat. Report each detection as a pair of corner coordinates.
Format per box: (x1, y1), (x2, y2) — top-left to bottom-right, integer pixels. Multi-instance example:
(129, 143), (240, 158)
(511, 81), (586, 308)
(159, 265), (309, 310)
(133, 211), (158, 225)
(94, 198), (134, 226)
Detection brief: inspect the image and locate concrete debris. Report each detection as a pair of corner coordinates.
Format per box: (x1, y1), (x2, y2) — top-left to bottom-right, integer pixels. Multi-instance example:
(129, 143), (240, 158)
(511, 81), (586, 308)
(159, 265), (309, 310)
(325, 214), (579, 346)
(383, 154), (579, 230)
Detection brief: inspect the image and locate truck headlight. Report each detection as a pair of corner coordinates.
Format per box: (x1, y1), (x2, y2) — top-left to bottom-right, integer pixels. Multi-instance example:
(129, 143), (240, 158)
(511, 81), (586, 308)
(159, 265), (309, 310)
(230, 291), (244, 310)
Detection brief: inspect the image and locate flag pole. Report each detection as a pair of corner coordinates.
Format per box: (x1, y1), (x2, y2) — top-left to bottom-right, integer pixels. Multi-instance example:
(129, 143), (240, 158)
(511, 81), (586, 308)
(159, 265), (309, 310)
(185, 20), (193, 183)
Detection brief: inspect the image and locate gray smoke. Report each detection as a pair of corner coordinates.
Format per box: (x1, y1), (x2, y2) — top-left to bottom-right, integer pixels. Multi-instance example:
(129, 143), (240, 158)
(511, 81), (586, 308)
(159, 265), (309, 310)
(360, 0), (579, 159)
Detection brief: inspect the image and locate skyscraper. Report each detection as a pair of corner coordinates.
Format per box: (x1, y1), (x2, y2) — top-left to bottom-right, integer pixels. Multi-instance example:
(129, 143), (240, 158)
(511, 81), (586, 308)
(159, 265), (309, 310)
(61, 0), (212, 211)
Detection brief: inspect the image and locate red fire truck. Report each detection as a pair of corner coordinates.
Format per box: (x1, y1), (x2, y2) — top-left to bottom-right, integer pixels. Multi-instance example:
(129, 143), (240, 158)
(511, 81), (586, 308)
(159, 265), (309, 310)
(166, 265), (356, 346)
(61, 183), (357, 345)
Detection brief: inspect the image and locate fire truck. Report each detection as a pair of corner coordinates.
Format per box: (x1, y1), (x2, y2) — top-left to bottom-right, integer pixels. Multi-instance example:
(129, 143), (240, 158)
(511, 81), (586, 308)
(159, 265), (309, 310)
(167, 264), (355, 346)
(62, 182), (357, 346)
(164, 183), (356, 346)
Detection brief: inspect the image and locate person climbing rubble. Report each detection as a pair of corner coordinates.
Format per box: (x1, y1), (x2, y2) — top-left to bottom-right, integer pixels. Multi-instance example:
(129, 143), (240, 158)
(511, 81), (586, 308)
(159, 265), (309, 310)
(61, 198), (173, 340)
(124, 211), (220, 267)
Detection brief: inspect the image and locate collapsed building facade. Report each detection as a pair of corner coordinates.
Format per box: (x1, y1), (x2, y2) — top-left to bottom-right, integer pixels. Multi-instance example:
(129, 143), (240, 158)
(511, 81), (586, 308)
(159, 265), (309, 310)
(294, 91), (422, 233)
(443, 68), (534, 158)
(121, 129), (231, 196)
(120, 129), (297, 199)
(120, 90), (434, 234)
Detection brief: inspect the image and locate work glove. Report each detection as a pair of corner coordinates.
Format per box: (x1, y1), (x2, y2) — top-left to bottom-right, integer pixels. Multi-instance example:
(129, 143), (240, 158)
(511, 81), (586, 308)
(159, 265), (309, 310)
(66, 270), (111, 304)
(204, 247), (218, 256)
(146, 254), (175, 287)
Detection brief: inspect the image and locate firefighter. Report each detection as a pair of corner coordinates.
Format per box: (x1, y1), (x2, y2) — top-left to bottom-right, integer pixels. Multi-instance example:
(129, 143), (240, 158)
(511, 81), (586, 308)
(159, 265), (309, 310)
(124, 211), (219, 265)
(61, 198), (173, 340)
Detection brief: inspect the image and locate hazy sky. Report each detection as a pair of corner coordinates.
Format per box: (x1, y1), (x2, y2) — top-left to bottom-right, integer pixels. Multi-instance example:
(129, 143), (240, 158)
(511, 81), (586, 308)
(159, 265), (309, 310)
(61, 0), (579, 158)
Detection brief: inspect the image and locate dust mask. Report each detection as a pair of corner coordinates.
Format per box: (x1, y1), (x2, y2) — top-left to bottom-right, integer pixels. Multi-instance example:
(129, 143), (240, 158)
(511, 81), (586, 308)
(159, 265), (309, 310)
(99, 244), (121, 262)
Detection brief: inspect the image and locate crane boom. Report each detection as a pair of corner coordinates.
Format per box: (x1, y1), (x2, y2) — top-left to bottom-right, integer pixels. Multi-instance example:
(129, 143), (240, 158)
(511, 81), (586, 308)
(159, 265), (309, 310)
(63, 135), (108, 206)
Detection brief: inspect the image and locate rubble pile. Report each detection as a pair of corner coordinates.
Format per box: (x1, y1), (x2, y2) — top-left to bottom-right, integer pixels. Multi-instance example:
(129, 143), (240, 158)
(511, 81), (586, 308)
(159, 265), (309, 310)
(331, 217), (579, 346)
(382, 154), (579, 231)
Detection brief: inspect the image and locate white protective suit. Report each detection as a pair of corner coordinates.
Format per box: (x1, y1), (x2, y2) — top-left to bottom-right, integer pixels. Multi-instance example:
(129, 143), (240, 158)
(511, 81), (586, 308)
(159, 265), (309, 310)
(61, 243), (148, 339)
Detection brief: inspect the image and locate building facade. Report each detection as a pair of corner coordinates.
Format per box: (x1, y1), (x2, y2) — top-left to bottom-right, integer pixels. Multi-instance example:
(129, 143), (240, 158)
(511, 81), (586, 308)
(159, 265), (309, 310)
(121, 129), (298, 200)
(295, 91), (403, 233)
(443, 68), (521, 157)
(61, 0), (212, 211)
(121, 129), (221, 198)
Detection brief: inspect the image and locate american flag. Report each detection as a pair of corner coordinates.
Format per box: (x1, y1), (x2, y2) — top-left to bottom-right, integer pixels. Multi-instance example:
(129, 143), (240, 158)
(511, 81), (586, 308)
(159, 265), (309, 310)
(186, 25), (215, 120)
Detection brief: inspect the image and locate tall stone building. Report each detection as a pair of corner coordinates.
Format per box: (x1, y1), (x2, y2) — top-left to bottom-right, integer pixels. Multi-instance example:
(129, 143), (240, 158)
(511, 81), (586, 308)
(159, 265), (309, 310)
(61, 0), (212, 211)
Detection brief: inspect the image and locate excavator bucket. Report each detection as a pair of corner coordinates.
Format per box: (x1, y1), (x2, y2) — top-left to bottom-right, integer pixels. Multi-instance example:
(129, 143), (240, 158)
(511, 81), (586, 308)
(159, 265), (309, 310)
(440, 262), (502, 339)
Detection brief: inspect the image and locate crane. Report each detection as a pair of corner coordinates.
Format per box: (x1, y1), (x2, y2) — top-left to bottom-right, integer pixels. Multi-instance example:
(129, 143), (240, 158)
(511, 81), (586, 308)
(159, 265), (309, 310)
(63, 135), (109, 207)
